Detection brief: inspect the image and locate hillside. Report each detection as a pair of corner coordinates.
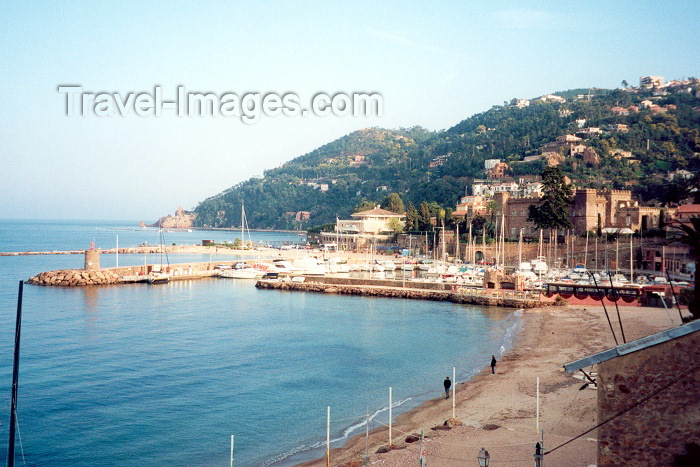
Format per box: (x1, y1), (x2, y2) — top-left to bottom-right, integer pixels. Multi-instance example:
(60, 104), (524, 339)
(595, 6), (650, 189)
(193, 81), (700, 229)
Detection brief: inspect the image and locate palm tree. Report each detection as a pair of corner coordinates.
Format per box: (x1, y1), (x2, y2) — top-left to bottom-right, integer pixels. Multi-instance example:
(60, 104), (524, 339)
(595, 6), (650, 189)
(672, 216), (700, 320)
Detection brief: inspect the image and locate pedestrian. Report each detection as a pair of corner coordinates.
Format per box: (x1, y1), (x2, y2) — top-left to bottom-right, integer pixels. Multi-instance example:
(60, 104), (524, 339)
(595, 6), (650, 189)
(443, 376), (451, 399)
(491, 355), (497, 374)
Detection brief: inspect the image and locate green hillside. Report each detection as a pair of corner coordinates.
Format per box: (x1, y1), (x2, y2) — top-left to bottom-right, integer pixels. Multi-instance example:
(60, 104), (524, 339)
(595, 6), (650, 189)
(194, 83), (700, 229)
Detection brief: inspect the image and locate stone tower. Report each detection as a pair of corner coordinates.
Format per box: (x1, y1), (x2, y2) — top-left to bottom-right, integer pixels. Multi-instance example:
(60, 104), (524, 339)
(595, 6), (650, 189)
(84, 243), (100, 270)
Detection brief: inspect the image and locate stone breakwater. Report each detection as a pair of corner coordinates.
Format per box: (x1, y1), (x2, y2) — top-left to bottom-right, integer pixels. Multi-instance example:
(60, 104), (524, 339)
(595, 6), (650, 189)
(255, 280), (548, 308)
(28, 269), (122, 286)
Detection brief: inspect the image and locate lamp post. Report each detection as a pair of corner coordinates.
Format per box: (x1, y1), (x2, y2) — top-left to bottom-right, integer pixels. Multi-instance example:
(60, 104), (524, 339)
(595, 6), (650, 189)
(477, 447), (490, 466)
(534, 441), (543, 467)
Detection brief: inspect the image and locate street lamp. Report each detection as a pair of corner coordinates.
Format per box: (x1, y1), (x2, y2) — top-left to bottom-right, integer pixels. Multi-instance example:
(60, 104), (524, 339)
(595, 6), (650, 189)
(477, 447), (490, 466)
(534, 441), (543, 467)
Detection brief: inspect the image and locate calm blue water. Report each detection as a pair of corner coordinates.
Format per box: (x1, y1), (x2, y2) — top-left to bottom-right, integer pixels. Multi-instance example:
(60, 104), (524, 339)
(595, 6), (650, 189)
(0, 220), (521, 466)
(0, 219), (304, 253)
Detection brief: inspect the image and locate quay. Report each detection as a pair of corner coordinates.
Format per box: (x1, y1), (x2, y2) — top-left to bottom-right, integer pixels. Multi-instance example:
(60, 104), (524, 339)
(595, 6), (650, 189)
(255, 276), (548, 308)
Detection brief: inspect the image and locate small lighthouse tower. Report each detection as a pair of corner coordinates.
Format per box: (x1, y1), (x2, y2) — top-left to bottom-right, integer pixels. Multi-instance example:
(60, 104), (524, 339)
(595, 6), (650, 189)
(84, 242), (100, 270)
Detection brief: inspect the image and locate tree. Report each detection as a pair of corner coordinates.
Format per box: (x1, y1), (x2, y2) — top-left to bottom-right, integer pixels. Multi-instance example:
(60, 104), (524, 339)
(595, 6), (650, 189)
(471, 213), (486, 235)
(671, 216), (700, 320)
(404, 202), (418, 232)
(527, 167), (574, 230)
(621, 80), (629, 89)
(444, 207), (454, 229)
(387, 217), (403, 235)
(597, 212), (602, 237)
(354, 199), (376, 213)
(381, 192), (405, 213)
(437, 208), (445, 227)
(418, 201), (432, 231)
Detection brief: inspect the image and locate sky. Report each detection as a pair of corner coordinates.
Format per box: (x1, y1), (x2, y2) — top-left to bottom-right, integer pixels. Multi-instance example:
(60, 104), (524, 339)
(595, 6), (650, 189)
(1, 1), (699, 222)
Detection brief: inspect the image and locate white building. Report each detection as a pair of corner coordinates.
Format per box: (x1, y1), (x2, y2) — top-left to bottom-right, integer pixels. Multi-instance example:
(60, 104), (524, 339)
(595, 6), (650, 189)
(639, 76), (664, 89)
(321, 206), (405, 248)
(484, 159), (501, 170)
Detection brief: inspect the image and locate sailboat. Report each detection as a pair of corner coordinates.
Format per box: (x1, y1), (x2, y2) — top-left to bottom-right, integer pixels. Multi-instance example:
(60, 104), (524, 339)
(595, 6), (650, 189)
(148, 225), (171, 284)
(221, 203), (265, 279)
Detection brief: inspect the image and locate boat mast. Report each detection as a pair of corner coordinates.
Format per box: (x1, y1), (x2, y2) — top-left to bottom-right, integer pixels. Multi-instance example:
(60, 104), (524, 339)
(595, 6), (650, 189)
(494, 217), (499, 267)
(468, 222), (472, 263)
(518, 228), (523, 267)
(630, 232), (633, 282)
(455, 223), (459, 262)
(7, 281), (23, 467)
(501, 212), (505, 269)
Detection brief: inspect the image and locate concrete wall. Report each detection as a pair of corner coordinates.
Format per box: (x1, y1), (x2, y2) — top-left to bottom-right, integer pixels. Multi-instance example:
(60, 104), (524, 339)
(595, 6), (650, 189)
(597, 329), (700, 465)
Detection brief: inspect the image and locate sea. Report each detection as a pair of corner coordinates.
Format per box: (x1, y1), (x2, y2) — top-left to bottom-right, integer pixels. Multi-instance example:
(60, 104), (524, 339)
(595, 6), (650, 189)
(0, 219), (522, 466)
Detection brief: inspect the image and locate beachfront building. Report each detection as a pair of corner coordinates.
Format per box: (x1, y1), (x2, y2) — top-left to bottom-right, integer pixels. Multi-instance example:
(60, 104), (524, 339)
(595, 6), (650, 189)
(564, 320), (700, 466)
(319, 206), (405, 250)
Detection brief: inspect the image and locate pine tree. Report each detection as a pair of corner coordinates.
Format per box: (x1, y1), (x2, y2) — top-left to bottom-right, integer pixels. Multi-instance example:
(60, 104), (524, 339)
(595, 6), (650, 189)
(405, 202), (418, 232)
(418, 201), (432, 231)
(527, 167), (574, 230)
(381, 193), (405, 213)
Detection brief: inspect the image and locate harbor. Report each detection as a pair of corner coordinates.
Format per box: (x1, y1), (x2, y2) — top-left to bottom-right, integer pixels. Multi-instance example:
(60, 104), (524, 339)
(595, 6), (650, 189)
(21, 243), (689, 311)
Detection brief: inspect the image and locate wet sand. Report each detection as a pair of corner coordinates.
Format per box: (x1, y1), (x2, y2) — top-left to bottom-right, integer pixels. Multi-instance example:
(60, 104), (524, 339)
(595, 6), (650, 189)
(300, 305), (684, 466)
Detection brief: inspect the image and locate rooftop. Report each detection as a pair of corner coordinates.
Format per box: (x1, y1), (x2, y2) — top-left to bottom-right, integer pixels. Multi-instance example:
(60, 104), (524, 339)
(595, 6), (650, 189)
(351, 207), (404, 218)
(564, 320), (700, 373)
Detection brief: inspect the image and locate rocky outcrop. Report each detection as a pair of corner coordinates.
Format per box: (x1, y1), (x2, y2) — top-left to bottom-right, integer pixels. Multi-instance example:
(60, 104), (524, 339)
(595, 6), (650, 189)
(27, 269), (122, 286)
(582, 147), (601, 166)
(149, 207), (196, 228)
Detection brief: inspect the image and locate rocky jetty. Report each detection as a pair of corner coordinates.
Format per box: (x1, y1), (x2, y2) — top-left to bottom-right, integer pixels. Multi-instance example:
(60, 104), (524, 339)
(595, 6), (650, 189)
(149, 206), (196, 228)
(255, 280), (546, 308)
(27, 269), (122, 286)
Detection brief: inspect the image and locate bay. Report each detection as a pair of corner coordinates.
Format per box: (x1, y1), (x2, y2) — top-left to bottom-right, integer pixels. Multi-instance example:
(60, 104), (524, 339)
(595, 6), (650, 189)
(0, 220), (520, 466)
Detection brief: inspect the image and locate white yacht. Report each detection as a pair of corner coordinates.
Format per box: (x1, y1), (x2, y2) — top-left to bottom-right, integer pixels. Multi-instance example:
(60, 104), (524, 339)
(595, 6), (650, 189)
(271, 259), (301, 274)
(293, 257), (326, 276)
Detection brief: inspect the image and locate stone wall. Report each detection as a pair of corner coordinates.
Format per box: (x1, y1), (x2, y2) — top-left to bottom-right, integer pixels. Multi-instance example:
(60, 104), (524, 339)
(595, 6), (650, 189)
(597, 329), (700, 465)
(302, 275), (453, 291)
(256, 280), (546, 308)
(27, 260), (228, 287)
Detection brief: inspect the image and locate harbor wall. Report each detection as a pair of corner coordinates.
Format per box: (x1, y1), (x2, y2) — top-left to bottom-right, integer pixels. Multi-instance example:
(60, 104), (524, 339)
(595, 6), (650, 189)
(255, 279), (548, 309)
(26, 260), (233, 287)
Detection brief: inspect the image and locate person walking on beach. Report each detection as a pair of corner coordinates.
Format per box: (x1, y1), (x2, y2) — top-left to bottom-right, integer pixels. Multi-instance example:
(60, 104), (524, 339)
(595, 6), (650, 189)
(443, 376), (451, 399)
(491, 355), (497, 374)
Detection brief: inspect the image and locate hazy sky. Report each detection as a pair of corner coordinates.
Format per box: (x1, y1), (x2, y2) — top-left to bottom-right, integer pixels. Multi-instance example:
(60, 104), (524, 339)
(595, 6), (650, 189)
(1, 1), (698, 221)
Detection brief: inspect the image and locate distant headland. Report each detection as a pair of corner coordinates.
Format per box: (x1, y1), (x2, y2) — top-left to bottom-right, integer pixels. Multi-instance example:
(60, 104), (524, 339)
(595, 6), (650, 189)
(144, 206), (196, 229)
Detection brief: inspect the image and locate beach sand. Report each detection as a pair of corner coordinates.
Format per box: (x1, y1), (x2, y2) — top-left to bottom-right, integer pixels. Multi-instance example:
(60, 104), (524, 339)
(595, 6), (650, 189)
(300, 304), (685, 466)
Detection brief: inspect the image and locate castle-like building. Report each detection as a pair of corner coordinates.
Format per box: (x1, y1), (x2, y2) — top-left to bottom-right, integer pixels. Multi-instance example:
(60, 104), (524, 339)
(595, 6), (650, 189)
(462, 188), (665, 237)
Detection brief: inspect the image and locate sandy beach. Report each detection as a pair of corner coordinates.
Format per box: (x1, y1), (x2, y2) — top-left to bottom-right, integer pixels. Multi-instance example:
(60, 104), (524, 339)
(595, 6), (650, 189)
(301, 304), (685, 466)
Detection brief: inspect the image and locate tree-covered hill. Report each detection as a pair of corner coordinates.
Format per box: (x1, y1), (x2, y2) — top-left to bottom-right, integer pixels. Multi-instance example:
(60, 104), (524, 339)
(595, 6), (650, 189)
(193, 82), (700, 229)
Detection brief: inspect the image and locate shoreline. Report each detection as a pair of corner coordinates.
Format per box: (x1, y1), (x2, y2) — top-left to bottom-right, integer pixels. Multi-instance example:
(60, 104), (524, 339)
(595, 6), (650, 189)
(298, 304), (681, 466)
